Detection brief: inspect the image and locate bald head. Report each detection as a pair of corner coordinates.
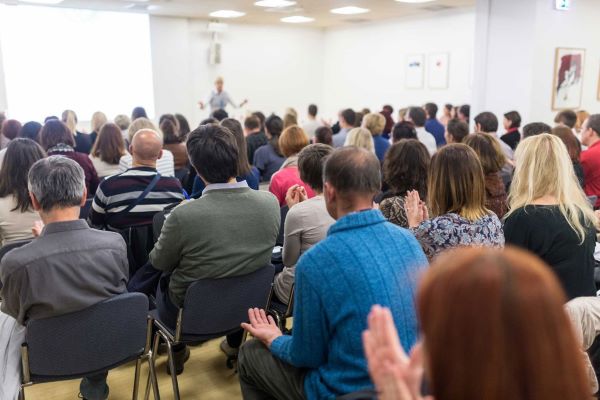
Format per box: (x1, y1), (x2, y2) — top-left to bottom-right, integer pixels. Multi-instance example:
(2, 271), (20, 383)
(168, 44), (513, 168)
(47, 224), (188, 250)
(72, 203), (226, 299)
(130, 129), (163, 167)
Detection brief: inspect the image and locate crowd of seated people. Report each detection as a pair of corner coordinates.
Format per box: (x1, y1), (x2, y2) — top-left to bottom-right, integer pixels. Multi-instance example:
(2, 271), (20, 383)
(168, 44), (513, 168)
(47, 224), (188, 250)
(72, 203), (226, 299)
(1, 100), (600, 400)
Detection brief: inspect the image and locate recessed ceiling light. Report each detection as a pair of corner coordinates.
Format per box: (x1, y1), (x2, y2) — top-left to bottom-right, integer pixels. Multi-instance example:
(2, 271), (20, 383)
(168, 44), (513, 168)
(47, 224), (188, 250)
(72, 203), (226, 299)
(19, 0), (64, 4)
(254, 0), (297, 7)
(280, 15), (315, 23)
(330, 6), (370, 15)
(395, 0), (436, 3)
(209, 10), (246, 18)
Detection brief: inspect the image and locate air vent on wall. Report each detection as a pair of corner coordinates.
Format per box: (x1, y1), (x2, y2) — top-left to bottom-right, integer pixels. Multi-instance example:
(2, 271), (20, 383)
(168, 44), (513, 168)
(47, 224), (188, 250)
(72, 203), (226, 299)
(420, 4), (453, 12)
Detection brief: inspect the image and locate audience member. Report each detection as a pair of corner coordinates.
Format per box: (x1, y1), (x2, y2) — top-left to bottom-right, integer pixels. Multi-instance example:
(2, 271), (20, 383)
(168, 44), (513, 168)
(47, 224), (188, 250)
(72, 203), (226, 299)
(580, 114), (600, 208)
(245, 115), (267, 164)
(62, 110), (92, 154)
(552, 125), (585, 187)
(314, 126), (333, 146)
(522, 121), (552, 138)
(119, 118), (175, 177)
(131, 106), (148, 121)
(464, 133), (508, 218)
(405, 144), (504, 260)
(252, 111), (266, 133)
(501, 110), (521, 150)
(114, 114), (131, 142)
(274, 144), (335, 305)
(445, 118), (469, 143)
(89, 111), (108, 145)
(380, 110), (394, 139)
(18, 121), (42, 143)
(504, 134), (596, 300)
(439, 103), (452, 126)
(474, 111), (515, 185)
(301, 104), (322, 138)
(284, 111), (298, 129)
(0, 119), (21, 149)
(40, 119), (99, 195)
(354, 111), (364, 128)
(89, 122), (127, 178)
(380, 139), (430, 228)
(200, 117), (219, 126)
(254, 115), (285, 182)
(238, 147), (428, 399)
(0, 139), (45, 245)
(364, 247), (590, 400)
(175, 113), (191, 138)
(406, 107), (436, 155)
(212, 108), (229, 122)
(0, 156), (128, 400)
(362, 113), (389, 161)
(345, 127), (375, 154)
(161, 119), (188, 171)
(424, 103), (446, 147)
(397, 107), (408, 123)
(458, 104), (470, 123)
(159, 114), (181, 134)
(391, 121), (418, 143)
(332, 109), (356, 148)
(576, 110), (590, 134)
(555, 109), (578, 130)
(89, 129), (184, 229)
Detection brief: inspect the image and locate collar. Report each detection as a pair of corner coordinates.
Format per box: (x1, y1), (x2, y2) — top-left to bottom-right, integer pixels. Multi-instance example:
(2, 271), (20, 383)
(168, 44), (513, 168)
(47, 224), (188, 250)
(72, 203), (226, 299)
(328, 209), (386, 235)
(588, 140), (600, 150)
(281, 156), (299, 169)
(127, 166), (158, 173)
(47, 143), (74, 153)
(506, 127), (519, 134)
(202, 180), (249, 195)
(41, 219), (90, 236)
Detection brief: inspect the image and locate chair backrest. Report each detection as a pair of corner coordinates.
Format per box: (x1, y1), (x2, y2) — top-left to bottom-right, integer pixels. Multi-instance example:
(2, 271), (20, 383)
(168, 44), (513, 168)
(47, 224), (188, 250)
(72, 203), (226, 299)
(276, 205), (289, 246)
(112, 224), (154, 277)
(180, 264), (275, 336)
(25, 293), (148, 379)
(0, 239), (31, 263)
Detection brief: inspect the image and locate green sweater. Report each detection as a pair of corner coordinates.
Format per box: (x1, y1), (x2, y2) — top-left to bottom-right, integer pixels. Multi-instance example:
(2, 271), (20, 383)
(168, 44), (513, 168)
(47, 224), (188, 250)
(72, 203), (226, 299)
(149, 186), (280, 306)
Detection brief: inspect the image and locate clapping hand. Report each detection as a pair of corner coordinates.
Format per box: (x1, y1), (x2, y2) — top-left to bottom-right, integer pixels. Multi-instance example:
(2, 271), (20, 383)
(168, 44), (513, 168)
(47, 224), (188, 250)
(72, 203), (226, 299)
(404, 190), (428, 228)
(285, 184), (308, 209)
(241, 308), (283, 349)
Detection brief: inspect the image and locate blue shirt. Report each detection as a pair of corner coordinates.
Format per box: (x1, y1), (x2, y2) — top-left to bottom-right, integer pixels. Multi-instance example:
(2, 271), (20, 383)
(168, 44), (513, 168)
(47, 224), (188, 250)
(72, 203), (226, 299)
(253, 143), (285, 182)
(332, 128), (350, 148)
(425, 118), (446, 147)
(191, 167), (260, 198)
(270, 210), (428, 399)
(373, 134), (391, 161)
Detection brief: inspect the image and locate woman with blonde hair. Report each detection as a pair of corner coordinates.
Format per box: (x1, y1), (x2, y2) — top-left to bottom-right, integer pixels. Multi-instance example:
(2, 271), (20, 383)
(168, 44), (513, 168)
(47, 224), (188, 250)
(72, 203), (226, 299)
(89, 111), (107, 146)
(363, 113), (390, 161)
(61, 109), (92, 154)
(344, 127), (375, 154)
(504, 134), (597, 300)
(283, 110), (298, 130)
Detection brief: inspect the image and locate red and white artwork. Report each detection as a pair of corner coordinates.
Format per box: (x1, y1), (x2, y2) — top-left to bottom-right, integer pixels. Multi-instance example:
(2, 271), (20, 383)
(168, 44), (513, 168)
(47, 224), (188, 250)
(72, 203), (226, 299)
(552, 48), (585, 110)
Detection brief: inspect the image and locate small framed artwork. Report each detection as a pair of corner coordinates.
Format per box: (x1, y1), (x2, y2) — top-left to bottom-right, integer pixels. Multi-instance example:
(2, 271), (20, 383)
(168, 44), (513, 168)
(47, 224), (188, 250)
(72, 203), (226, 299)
(405, 54), (424, 89)
(428, 53), (449, 89)
(551, 47), (585, 110)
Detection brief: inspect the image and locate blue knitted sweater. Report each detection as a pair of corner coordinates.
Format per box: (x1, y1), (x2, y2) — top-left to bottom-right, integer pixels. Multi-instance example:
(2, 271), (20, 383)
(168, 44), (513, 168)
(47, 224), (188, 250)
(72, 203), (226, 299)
(271, 209), (428, 399)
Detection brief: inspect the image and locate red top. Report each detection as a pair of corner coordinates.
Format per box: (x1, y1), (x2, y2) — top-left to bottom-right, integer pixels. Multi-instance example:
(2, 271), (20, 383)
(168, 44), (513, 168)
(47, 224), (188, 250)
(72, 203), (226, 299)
(580, 140), (600, 207)
(269, 166), (315, 207)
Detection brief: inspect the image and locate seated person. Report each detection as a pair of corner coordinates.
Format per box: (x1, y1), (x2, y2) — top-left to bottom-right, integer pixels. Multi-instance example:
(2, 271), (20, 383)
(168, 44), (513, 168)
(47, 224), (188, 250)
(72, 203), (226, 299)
(118, 118), (175, 176)
(0, 156), (128, 400)
(238, 147), (428, 399)
(89, 129), (184, 229)
(273, 144), (335, 305)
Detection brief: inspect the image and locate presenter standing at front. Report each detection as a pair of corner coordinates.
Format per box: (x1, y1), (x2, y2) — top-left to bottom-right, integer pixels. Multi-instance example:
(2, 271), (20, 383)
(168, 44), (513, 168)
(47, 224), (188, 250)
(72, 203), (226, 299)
(198, 76), (248, 112)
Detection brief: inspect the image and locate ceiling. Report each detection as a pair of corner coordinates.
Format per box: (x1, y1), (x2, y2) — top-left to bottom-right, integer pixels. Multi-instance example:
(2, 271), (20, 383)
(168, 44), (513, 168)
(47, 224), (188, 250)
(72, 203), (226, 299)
(0, 0), (475, 28)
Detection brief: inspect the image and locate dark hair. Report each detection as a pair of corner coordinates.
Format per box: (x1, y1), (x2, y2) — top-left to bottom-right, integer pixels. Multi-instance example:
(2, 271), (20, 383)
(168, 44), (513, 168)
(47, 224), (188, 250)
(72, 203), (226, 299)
(447, 119), (470, 143)
(523, 122), (551, 138)
(211, 108), (229, 122)
(554, 110), (578, 128)
(175, 114), (191, 137)
(392, 121), (418, 142)
(1, 120), (22, 141)
(265, 114), (284, 156)
(503, 111), (521, 129)
(298, 144), (333, 192)
(44, 116), (59, 123)
(19, 121), (43, 143)
(315, 126), (333, 146)
(383, 139), (430, 199)
(324, 147), (381, 196)
(244, 116), (261, 131)
(425, 103), (438, 119)
(159, 114), (179, 133)
(200, 118), (219, 126)
(354, 111), (364, 128)
(444, 103), (453, 112)
(408, 107), (427, 127)
(0, 138), (46, 212)
(308, 104), (318, 117)
(380, 110), (394, 135)
(131, 107), (148, 120)
(160, 120), (179, 144)
(551, 126), (581, 162)
(341, 108), (356, 126)
(382, 105), (394, 115)
(221, 118), (251, 176)
(252, 111), (266, 131)
(40, 120), (75, 150)
(186, 124), (238, 184)
(91, 123), (126, 165)
(458, 104), (470, 120)
(586, 114), (600, 136)
(463, 133), (505, 174)
(474, 112), (499, 133)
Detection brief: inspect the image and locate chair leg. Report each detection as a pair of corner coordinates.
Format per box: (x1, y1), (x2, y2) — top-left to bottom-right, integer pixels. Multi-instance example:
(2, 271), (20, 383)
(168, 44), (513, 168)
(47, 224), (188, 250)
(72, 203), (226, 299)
(159, 331), (181, 400)
(144, 333), (162, 400)
(19, 387), (25, 400)
(132, 357), (142, 400)
(147, 354), (160, 400)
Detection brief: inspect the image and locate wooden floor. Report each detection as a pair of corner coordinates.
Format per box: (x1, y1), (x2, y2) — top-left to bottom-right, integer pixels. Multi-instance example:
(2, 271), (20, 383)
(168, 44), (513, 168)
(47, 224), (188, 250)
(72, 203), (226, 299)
(24, 338), (242, 400)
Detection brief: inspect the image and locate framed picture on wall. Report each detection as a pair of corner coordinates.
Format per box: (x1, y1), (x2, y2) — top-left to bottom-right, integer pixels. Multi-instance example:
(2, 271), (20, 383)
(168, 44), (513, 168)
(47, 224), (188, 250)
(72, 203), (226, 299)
(428, 53), (449, 89)
(405, 54), (424, 89)
(551, 47), (585, 110)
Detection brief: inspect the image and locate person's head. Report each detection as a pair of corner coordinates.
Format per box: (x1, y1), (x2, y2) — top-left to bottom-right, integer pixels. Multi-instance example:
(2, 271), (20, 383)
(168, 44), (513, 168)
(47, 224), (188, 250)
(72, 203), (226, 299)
(211, 108), (229, 122)
(61, 110), (78, 134)
(200, 117), (219, 126)
(128, 117), (157, 143)
(417, 246), (590, 400)
(443, 103), (453, 117)
(308, 104), (318, 118)
(551, 125), (581, 162)
(314, 126), (333, 146)
(361, 108), (371, 115)
(252, 111), (266, 131)
(463, 133), (506, 175)
(285, 107), (298, 119)
(576, 110), (590, 132)
(323, 147), (381, 219)
(580, 114), (600, 147)
(244, 115), (261, 135)
(130, 129), (163, 167)
(91, 111), (107, 133)
(160, 119), (180, 145)
(508, 134), (596, 242)
(131, 107), (148, 121)
(397, 107), (408, 122)
(380, 110), (394, 135)
(522, 122), (552, 138)
(474, 112), (499, 134)
(392, 121), (417, 143)
(175, 114), (191, 138)
(1, 119), (22, 141)
(18, 121), (42, 143)
(383, 139), (430, 199)
(344, 127), (375, 154)
(297, 143), (333, 193)
(28, 156), (87, 218)
(362, 113), (386, 136)
(91, 123), (126, 165)
(215, 76), (224, 92)
(40, 119), (76, 150)
(114, 114), (131, 131)
(382, 105), (394, 115)
(339, 108), (356, 129)
(407, 107), (426, 128)
(265, 114), (284, 139)
(221, 118), (251, 176)
(283, 112), (298, 129)
(279, 125), (309, 158)
(554, 109), (578, 129)
(445, 119), (469, 143)
(0, 138), (45, 213)
(428, 144), (488, 221)
(44, 116), (59, 123)
(186, 124), (238, 185)
(458, 104), (470, 122)
(503, 111), (521, 130)
(159, 114), (180, 134)
(424, 103), (438, 119)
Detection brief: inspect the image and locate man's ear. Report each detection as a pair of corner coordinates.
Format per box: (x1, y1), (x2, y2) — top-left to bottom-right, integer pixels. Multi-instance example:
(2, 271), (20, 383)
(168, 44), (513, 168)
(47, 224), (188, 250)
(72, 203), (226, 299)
(80, 187), (88, 206)
(324, 181), (335, 203)
(157, 149), (163, 160)
(30, 192), (41, 211)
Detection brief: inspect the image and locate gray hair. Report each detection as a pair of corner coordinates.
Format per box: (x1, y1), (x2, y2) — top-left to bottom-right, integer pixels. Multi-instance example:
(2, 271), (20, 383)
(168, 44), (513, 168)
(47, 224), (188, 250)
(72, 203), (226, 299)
(28, 156), (85, 212)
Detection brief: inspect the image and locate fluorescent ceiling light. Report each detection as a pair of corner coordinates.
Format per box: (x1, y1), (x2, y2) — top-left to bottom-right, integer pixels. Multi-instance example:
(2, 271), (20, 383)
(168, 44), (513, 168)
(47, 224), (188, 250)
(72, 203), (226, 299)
(19, 0), (64, 4)
(254, 0), (297, 7)
(395, 0), (436, 3)
(281, 15), (314, 23)
(209, 10), (246, 18)
(330, 6), (370, 15)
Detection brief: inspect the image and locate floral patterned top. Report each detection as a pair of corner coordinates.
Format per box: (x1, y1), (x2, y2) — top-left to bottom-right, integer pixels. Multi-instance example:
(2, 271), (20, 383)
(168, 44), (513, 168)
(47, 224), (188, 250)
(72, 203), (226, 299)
(379, 195), (409, 228)
(411, 212), (505, 261)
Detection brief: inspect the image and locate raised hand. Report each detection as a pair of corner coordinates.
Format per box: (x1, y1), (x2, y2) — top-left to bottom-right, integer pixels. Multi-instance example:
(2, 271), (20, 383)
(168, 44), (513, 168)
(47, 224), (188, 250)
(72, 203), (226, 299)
(241, 308), (283, 348)
(404, 190), (425, 228)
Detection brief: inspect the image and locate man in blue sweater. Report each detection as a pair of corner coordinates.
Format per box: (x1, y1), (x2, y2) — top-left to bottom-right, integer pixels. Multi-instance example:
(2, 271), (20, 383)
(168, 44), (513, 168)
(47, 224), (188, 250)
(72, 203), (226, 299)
(238, 147), (428, 399)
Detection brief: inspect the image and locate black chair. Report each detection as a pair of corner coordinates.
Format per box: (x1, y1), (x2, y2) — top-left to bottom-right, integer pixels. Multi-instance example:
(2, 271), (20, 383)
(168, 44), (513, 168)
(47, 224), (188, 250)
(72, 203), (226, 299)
(19, 293), (158, 400)
(276, 205), (289, 247)
(111, 224), (155, 277)
(146, 264), (275, 400)
(267, 284), (294, 332)
(0, 239), (31, 263)
(174, 168), (189, 186)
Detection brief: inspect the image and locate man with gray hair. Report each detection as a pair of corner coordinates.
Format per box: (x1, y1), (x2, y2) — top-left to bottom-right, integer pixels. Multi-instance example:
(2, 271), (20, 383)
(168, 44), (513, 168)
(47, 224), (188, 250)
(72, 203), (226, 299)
(0, 156), (128, 400)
